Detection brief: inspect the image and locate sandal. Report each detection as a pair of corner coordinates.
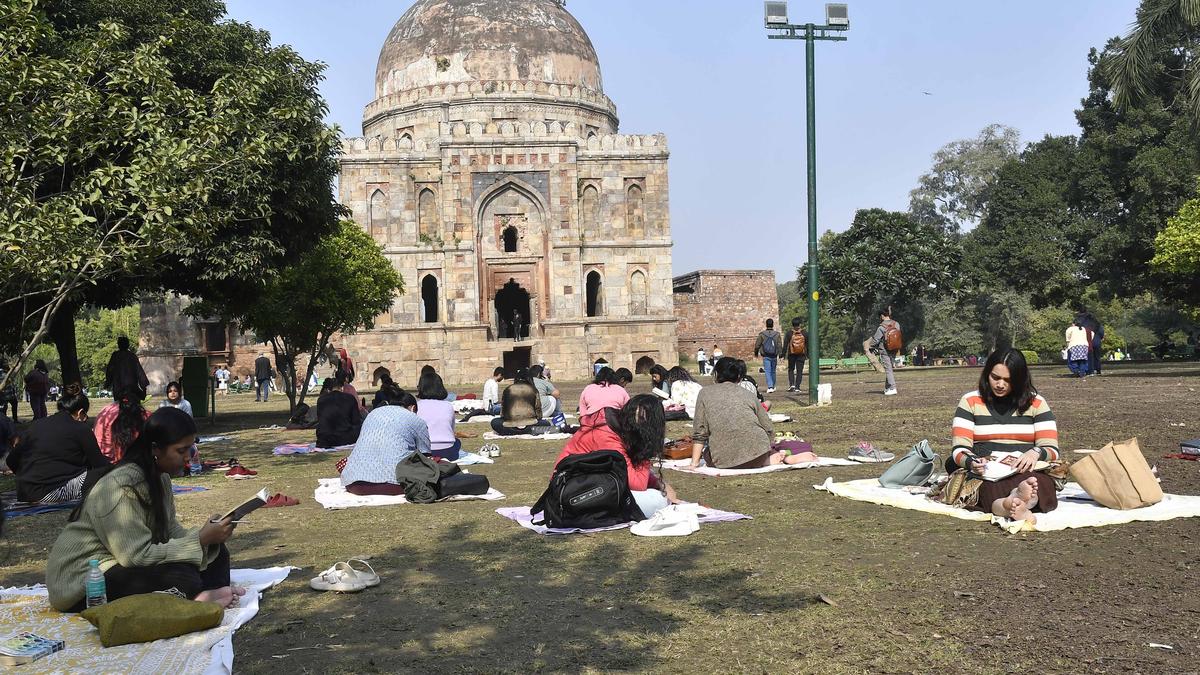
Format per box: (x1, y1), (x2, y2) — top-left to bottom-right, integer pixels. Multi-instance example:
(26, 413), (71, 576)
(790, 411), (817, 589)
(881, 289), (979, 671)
(263, 493), (300, 507)
(309, 562), (372, 592)
(345, 559), (379, 587)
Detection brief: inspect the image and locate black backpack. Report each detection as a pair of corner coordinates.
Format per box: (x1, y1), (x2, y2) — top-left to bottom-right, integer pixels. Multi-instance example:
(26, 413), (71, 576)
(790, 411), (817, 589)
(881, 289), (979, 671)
(531, 450), (646, 529)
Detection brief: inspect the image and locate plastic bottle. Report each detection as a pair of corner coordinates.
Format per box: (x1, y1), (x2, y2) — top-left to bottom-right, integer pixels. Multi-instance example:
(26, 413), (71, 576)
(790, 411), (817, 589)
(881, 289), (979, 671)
(85, 559), (107, 608)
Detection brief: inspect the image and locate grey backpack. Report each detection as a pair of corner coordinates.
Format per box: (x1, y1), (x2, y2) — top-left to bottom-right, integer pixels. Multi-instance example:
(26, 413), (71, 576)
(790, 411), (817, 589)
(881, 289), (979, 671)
(879, 440), (938, 489)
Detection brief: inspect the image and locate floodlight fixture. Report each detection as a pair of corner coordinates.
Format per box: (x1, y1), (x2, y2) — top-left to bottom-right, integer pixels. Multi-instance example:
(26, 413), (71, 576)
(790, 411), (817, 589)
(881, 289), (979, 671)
(825, 3), (849, 27)
(765, 1), (788, 26)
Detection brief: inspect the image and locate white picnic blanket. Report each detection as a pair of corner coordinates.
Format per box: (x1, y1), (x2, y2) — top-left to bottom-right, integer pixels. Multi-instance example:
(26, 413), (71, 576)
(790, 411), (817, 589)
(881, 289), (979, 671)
(452, 450), (494, 465)
(660, 456), (856, 477)
(814, 478), (1200, 533)
(482, 431), (572, 440)
(769, 414), (792, 423)
(313, 478), (505, 510)
(0, 566), (294, 675)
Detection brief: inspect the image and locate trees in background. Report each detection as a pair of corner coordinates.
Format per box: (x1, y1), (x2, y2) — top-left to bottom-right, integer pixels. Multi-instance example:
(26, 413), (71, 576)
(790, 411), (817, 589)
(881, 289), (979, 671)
(1107, 0), (1200, 127)
(908, 124), (1021, 233)
(192, 221), (403, 414)
(0, 0), (343, 391)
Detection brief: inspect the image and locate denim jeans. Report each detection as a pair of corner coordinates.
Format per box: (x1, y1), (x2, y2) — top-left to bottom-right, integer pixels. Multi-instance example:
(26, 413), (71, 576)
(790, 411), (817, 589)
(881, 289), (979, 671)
(787, 355), (805, 389)
(257, 378), (270, 401)
(763, 356), (778, 389)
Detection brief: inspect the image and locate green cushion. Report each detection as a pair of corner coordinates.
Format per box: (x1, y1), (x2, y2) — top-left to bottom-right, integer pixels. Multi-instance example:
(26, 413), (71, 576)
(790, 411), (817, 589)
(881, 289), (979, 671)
(80, 593), (223, 647)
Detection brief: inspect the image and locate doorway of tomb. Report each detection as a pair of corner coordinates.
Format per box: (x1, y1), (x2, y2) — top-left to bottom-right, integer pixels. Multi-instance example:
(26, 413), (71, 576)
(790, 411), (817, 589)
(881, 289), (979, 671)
(634, 354), (657, 374)
(494, 278), (532, 340)
(503, 346), (532, 377)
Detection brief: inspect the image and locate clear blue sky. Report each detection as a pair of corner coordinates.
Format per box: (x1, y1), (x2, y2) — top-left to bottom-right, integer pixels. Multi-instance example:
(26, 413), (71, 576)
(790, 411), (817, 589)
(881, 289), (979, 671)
(224, 0), (1141, 283)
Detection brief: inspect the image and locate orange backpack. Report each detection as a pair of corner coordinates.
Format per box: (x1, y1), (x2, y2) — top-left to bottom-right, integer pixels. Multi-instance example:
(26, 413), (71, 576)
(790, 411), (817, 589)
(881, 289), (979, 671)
(884, 321), (903, 352)
(789, 330), (807, 355)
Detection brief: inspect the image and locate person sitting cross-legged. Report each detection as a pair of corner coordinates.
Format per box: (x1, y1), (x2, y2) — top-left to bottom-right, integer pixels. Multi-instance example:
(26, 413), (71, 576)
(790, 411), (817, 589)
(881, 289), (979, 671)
(46, 407), (244, 612)
(415, 371), (461, 461)
(9, 385), (110, 505)
(316, 377), (362, 448)
(577, 367), (630, 425)
(489, 369), (557, 437)
(949, 348), (1061, 524)
(460, 367), (506, 422)
(340, 387), (431, 496)
(556, 394), (679, 517)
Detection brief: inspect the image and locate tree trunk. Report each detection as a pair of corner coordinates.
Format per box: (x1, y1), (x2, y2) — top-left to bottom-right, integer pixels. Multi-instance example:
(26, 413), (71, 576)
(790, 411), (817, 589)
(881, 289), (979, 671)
(49, 303), (81, 386)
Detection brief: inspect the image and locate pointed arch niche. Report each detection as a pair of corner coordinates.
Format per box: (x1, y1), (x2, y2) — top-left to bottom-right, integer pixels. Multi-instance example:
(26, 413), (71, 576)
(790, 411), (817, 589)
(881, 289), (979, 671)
(629, 269), (648, 315)
(418, 188), (440, 240)
(579, 181), (600, 232)
(368, 189), (388, 241)
(585, 269), (604, 317)
(420, 274), (439, 323)
(624, 178), (645, 238)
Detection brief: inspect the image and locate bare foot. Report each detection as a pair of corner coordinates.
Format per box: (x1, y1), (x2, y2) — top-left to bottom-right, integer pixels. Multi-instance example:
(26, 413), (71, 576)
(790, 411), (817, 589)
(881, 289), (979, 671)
(783, 452), (818, 465)
(1016, 476), (1038, 503)
(195, 587), (235, 609)
(768, 451), (787, 466)
(1008, 497), (1031, 522)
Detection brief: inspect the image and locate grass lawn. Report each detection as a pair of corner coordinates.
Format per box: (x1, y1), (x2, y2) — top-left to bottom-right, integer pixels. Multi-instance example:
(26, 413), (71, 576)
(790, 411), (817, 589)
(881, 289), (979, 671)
(3, 362), (1200, 673)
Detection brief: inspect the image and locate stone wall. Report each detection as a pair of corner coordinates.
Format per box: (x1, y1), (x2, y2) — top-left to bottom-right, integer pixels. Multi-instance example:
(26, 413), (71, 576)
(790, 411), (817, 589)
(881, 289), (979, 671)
(673, 270), (780, 361)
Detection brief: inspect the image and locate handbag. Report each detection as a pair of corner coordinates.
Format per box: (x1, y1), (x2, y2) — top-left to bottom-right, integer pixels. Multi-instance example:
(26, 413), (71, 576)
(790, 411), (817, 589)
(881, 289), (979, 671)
(878, 439), (938, 488)
(1070, 437), (1162, 509)
(663, 437), (693, 461)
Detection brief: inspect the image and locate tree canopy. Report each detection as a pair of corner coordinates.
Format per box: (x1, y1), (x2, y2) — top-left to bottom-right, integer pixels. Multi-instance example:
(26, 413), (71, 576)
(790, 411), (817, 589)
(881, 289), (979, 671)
(0, 0), (343, 390)
(908, 124), (1021, 233)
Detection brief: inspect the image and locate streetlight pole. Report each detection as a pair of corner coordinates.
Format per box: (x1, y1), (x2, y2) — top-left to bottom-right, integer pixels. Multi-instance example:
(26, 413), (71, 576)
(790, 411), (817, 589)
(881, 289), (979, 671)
(766, 6), (848, 404)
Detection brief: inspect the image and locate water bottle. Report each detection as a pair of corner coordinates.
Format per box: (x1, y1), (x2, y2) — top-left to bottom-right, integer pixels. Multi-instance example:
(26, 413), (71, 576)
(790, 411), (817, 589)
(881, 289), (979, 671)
(85, 559), (107, 608)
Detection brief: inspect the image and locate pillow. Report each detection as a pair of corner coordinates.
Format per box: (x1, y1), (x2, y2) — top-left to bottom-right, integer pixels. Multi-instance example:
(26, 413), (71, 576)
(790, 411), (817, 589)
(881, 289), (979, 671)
(80, 593), (223, 647)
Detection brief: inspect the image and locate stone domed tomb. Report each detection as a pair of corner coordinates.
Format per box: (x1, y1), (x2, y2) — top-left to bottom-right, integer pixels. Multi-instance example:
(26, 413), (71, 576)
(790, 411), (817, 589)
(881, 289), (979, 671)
(337, 0), (677, 383)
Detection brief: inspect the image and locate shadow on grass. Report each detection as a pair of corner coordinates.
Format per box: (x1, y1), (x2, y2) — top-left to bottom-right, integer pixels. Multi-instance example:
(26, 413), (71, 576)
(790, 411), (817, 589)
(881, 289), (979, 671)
(247, 518), (824, 673)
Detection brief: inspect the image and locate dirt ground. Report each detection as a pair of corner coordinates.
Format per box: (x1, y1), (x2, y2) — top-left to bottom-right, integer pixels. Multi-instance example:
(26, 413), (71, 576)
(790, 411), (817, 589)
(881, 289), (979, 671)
(2, 362), (1199, 674)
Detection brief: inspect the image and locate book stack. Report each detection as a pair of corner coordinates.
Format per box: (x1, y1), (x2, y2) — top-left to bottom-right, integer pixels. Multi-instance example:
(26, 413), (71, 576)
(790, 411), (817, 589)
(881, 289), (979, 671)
(0, 632), (65, 666)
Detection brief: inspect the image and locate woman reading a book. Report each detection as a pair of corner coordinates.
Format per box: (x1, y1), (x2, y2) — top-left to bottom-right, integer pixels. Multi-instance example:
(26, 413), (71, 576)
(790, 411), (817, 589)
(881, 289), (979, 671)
(46, 407), (244, 612)
(950, 348), (1061, 524)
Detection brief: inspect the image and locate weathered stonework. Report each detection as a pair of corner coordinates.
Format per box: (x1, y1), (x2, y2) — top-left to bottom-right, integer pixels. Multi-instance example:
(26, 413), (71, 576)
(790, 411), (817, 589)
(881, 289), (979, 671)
(673, 270), (780, 360)
(141, 0), (679, 385)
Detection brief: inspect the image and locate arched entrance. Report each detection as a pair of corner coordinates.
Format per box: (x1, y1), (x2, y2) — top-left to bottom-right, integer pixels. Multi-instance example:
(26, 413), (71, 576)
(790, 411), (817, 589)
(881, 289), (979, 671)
(585, 270), (603, 317)
(495, 278), (531, 340)
(634, 355), (656, 374)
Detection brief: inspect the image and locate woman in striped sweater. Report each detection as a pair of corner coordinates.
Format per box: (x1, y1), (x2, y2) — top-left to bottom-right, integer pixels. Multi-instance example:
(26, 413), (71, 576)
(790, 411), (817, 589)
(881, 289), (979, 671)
(950, 349), (1060, 524)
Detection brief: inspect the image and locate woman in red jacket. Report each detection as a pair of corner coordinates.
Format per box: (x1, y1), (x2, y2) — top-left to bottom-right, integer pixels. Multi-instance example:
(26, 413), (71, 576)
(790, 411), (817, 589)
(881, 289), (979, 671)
(556, 394), (679, 517)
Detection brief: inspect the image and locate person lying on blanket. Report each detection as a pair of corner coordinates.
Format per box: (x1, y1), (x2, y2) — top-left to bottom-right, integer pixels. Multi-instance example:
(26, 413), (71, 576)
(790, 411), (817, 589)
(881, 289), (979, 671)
(460, 367), (506, 422)
(341, 386), (432, 496)
(489, 369), (558, 437)
(949, 348), (1061, 525)
(46, 407), (245, 612)
(690, 358), (813, 470)
(316, 377), (362, 448)
(9, 385), (110, 505)
(557, 394), (679, 517)
(578, 367), (630, 425)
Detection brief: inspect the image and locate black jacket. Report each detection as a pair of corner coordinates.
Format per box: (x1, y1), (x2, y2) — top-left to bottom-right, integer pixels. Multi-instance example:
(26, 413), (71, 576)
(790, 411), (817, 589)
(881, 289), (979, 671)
(104, 349), (149, 397)
(254, 356), (273, 381)
(12, 411), (110, 502)
(316, 391), (362, 448)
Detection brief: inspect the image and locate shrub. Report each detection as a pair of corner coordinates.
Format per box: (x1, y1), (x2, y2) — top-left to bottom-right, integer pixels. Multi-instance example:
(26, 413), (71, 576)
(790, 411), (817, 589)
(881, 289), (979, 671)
(1020, 350), (1040, 365)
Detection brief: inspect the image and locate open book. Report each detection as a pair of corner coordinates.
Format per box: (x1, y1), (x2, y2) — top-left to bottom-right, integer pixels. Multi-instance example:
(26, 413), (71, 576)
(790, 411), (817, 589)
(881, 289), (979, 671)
(217, 488), (270, 525)
(977, 453), (1051, 482)
(652, 388), (670, 400)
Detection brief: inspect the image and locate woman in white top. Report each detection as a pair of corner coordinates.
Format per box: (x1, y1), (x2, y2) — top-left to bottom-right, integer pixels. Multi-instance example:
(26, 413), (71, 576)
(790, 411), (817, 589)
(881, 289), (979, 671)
(158, 381), (193, 417)
(1064, 320), (1090, 377)
(665, 366), (702, 419)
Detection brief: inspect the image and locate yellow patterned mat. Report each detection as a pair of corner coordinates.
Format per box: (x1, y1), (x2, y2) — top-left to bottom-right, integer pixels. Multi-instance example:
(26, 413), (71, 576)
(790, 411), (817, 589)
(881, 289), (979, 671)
(0, 567), (293, 674)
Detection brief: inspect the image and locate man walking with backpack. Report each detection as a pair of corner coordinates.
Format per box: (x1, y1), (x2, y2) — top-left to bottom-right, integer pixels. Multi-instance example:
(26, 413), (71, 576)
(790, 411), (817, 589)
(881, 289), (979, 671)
(868, 306), (902, 396)
(783, 318), (808, 393)
(753, 318), (782, 393)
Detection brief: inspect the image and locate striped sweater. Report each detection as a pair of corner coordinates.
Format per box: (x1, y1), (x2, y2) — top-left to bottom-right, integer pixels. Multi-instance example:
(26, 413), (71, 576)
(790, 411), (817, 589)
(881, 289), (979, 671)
(950, 391), (1059, 468)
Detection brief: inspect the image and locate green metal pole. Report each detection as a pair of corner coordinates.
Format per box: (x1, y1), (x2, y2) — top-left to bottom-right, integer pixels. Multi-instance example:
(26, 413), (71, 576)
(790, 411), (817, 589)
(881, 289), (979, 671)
(805, 24), (820, 403)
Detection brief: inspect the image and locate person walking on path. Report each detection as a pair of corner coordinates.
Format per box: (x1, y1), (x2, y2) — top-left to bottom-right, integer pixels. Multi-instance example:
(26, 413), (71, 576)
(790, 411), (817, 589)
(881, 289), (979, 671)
(254, 353), (273, 403)
(104, 336), (149, 401)
(753, 319), (782, 393)
(783, 318), (808, 393)
(696, 347), (707, 376)
(24, 360), (51, 420)
(868, 306), (902, 396)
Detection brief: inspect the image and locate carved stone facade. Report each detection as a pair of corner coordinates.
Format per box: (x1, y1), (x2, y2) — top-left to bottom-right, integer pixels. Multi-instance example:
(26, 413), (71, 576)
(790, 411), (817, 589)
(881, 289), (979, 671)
(139, 0), (678, 386)
(337, 0), (677, 384)
(673, 270), (780, 361)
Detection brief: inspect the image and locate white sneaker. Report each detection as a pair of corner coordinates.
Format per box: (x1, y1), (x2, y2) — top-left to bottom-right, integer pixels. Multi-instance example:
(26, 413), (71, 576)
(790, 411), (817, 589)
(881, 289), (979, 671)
(884, 388), (898, 396)
(767, 387), (775, 393)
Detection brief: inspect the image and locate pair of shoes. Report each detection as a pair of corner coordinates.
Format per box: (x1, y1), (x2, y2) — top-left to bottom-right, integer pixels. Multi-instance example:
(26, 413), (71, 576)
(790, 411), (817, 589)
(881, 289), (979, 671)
(884, 388), (898, 396)
(310, 559), (379, 592)
(226, 465), (257, 479)
(263, 493), (299, 507)
(847, 442), (896, 463)
(766, 387), (775, 393)
(478, 443), (501, 458)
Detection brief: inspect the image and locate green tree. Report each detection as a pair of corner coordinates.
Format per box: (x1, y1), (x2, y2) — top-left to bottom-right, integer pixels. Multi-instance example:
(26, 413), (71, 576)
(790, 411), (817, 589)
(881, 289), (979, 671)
(0, 0), (343, 390)
(74, 306), (139, 389)
(1022, 306), (1074, 360)
(193, 221), (404, 414)
(921, 297), (983, 357)
(909, 124), (1022, 233)
(1107, 0), (1200, 127)
(1151, 182), (1200, 295)
(800, 209), (962, 324)
(974, 289), (1033, 353)
(963, 136), (1086, 307)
